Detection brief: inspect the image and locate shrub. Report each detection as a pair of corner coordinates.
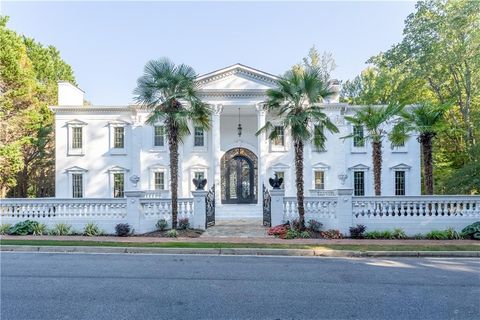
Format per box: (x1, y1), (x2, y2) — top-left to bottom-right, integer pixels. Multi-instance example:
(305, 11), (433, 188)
(392, 228), (407, 240)
(349, 224), (366, 239)
(156, 219), (168, 231)
(299, 231), (311, 239)
(115, 223), (131, 237)
(365, 231), (382, 239)
(166, 229), (178, 238)
(307, 219), (323, 233)
(32, 223), (47, 236)
(0, 223), (11, 235)
(320, 229), (343, 239)
(445, 227), (462, 240)
(413, 233), (425, 240)
(268, 225), (289, 239)
(289, 219), (301, 231)
(425, 230), (449, 240)
(178, 218), (190, 230)
(461, 221), (480, 240)
(285, 229), (301, 239)
(50, 223), (72, 236)
(83, 223), (102, 237)
(8, 220), (38, 235)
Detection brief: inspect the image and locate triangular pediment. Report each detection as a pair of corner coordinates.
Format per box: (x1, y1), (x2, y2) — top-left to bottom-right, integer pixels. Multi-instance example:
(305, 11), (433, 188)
(196, 64), (279, 91)
(390, 163), (411, 170)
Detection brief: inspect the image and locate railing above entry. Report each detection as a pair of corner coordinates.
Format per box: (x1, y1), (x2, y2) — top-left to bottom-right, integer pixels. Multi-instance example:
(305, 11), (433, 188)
(308, 189), (337, 197)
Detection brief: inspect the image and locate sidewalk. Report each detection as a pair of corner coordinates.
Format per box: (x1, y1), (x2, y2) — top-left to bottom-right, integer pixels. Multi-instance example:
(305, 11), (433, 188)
(1, 235), (479, 246)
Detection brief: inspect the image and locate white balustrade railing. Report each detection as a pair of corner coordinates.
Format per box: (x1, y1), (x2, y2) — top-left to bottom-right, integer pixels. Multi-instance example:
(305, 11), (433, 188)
(140, 198), (194, 220)
(283, 197), (338, 221)
(352, 196), (480, 218)
(0, 198), (127, 220)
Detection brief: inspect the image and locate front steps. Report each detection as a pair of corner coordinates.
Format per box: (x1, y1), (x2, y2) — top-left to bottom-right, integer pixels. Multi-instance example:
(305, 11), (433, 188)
(201, 218), (268, 238)
(215, 204), (263, 220)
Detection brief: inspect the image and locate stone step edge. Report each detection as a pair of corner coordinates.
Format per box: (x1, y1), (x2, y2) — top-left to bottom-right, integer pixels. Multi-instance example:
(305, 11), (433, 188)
(1, 245), (479, 258)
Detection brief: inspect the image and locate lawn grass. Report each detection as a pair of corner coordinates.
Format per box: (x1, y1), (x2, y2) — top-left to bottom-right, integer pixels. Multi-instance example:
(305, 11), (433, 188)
(1, 239), (478, 251)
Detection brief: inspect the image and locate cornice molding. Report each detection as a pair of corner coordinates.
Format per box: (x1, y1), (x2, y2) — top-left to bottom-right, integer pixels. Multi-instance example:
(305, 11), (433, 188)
(195, 64), (279, 87)
(50, 106), (134, 113)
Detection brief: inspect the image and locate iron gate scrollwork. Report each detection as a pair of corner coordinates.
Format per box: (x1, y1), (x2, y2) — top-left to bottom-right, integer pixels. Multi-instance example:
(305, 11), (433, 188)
(205, 184), (215, 228)
(263, 184), (271, 227)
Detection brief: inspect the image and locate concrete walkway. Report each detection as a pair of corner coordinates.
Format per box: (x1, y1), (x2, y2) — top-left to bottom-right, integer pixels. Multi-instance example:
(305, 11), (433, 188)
(200, 218), (268, 238)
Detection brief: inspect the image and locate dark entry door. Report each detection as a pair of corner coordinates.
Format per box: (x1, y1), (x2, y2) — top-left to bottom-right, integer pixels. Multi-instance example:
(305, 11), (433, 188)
(225, 156), (255, 204)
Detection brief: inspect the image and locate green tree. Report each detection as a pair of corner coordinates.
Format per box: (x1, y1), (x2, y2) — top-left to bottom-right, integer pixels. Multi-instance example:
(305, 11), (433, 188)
(258, 68), (338, 229)
(344, 103), (404, 196)
(390, 103), (446, 195)
(0, 16), (76, 197)
(133, 58), (211, 229)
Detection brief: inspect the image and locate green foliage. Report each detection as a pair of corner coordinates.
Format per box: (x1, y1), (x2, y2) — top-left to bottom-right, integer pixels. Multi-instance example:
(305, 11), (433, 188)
(392, 228), (407, 240)
(166, 229), (178, 238)
(50, 223), (72, 236)
(83, 223), (102, 237)
(461, 222), (480, 240)
(115, 223), (131, 237)
(32, 223), (47, 236)
(0, 16), (76, 197)
(307, 219), (323, 232)
(349, 224), (366, 239)
(8, 220), (38, 235)
(299, 231), (311, 239)
(425, 230), (449, 240)
(156, 219), (168, 231)
(285, 229), (301, 239)
(177, 218), (190, 230)
(0, 223), (12, 235)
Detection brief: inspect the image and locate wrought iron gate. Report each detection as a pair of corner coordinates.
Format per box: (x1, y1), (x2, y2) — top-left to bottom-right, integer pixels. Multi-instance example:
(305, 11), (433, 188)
(263, 184), (271, 227)
(205, 184), (215, 228)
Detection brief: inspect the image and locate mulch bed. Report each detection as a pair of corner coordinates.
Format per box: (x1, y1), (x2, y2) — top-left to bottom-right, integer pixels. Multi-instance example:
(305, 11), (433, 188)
(140, 229), (204, 238)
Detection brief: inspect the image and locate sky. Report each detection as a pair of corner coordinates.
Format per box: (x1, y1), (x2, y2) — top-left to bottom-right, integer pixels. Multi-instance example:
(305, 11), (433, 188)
(1, 1), (416, 105)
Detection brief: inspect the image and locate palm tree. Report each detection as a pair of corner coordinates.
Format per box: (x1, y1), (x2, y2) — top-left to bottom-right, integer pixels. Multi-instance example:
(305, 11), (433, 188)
(344, 103), (404, 196)
(390, 103), (446, 195)
(257, 68), (339, 230)
(133, 58), (211, 229)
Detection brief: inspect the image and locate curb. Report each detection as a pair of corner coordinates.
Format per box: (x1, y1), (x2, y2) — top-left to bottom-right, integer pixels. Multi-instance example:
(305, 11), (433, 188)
(1, 245), (479, 257)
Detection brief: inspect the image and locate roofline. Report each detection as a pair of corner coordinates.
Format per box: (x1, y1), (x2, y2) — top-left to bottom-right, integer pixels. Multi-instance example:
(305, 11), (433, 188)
(195, 63), (280, 82)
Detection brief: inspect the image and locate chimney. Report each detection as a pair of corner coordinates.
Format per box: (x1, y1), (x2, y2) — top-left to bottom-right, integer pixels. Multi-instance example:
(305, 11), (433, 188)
(57, 81), (84, 106)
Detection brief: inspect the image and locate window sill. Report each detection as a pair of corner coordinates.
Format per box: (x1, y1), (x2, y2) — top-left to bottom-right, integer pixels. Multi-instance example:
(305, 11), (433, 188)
(192, 147), (207, 153)
(110, 149), (127, 156)
(67, 152), (85, 156)
(270, 146), (288, 152)
(148, 148), (167, 153)
(351, 149), (367, 154)
(391, 149), (408, 153)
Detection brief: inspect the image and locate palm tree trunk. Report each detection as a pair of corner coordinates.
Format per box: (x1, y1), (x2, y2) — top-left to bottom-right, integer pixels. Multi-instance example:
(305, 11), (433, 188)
(294, 140), (305, 230)
(168, 124), (179, 230)
(372, 141), (382, 196)
(420, 133), (434, 195)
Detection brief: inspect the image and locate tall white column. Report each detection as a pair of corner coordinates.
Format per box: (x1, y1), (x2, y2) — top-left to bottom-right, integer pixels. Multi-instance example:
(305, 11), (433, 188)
(256, 103), (267, 202)
(211, 104), (223, 204)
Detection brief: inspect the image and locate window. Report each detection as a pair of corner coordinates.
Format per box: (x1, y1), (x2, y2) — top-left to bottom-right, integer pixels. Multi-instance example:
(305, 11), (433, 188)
(194, 127), (204, 147)
(273, 126), (285, 146)
(72, 127), (83, 149)
(274, 171), (285, 189)
(113, 173), (124, 198)
(113, 127), (125, 149)
(313, 125), (325, 152)
(153, 126), (165, 147)
(395, 171), (406, 196)
(154, 172), (165, 190)
(354, 171), (365, 196)
(72, 173), (83, 198)
(353, 125), (365, 147)
(314, 171), (325, 190)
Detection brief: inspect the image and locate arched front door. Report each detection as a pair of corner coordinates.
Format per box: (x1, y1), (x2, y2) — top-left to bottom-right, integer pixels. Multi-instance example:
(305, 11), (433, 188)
(221, 148), (257, 204)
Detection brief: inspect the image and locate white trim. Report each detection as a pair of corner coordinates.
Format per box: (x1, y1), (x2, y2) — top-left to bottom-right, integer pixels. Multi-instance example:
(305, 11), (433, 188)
(108, 120), (129, 155)
(65, 166), (87, 198)
(66, 120), (87, 156)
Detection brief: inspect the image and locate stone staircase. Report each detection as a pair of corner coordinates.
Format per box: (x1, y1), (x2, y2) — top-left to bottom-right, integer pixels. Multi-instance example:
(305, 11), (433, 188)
(215, 204), (263, 219)
(201, 218), (268, 238)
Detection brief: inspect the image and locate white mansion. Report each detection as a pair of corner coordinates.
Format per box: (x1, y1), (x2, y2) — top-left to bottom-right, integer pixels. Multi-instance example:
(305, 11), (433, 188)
(51, 64), (421, 216)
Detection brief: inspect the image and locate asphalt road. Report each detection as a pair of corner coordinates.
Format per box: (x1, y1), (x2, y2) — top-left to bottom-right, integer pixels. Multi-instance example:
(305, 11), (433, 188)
(1, 253), (479, 320)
